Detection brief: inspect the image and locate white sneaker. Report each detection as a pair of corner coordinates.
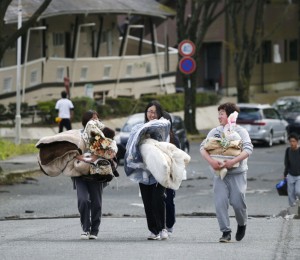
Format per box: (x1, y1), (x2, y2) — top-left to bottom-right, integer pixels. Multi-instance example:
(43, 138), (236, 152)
(80, 232), (90, 240)
(160, 229), (169, 240)
(89, 234), (97, 240)
(147, 233), (160, 240)
(167, 227), (173, 236)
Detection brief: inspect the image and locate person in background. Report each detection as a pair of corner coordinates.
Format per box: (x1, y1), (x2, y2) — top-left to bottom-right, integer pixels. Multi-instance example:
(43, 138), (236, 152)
(162, 111), (180, 235)
(200, 102), (253, 243)
(284, 132), (300, 206)
(55, 90), (74, 133)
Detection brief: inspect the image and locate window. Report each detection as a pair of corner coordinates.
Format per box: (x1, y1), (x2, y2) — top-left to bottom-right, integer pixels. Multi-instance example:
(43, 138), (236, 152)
(289, 39), (298, 61)
(101, 31), (112, 56)
(238, 108), (262, 121)
(126, 64), (133, 77)
(80, 67), (88, 80)
(262, 41), (272, 63)
(273, 44), (282, 63)
(103, 65), (111, 79)
(263, 108), (279, 120)
(30, 70), (38, 84)
(146, 63), (152, 75)
(3, 77), (12, 93)
(53, 33), (64, 46)
(56, 67), (64, 81)
(284, 40), (288, 62)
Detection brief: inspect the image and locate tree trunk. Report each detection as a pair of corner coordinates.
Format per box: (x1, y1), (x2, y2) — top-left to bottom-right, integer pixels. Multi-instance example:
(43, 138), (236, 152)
(183, 73), (198, 134)
(176, 0), (227, 134)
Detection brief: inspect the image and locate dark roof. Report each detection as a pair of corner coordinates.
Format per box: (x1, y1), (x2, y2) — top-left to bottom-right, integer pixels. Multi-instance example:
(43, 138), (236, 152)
(5, 0), (176, 24)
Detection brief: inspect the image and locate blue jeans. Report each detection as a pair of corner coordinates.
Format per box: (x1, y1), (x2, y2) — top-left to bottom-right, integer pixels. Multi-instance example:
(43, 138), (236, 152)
(287, 174), (300, 206)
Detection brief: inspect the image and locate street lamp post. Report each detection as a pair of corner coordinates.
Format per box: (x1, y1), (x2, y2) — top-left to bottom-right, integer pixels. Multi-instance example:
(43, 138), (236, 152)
(22, 26), (46, 103)
(15, 0), (22, 145)
(71, 23), (95, 97)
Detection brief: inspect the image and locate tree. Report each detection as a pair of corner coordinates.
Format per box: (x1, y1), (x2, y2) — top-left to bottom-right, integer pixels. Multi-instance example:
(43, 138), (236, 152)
(225, 0), (265, 103)
(176, 0), (228, 134)
(0, 0), (52, 62)
(226, 0), (292, 103)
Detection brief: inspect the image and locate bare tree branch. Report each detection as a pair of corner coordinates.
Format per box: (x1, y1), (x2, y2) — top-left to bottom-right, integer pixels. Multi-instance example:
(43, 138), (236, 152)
(0, 0), (52, 61)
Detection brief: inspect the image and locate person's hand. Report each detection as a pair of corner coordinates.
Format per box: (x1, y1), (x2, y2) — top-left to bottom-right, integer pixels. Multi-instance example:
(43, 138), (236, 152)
(223, 159), (235, 169)
(210, 159), (224, 171)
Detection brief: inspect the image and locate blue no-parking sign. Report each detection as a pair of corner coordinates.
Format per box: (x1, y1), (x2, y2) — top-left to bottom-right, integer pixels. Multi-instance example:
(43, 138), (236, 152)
(179, 57), (196, 75)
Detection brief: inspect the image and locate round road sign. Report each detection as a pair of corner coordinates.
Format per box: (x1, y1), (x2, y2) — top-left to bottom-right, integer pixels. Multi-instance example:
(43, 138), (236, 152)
(179, 57), (196, 75)
(178, 40), (196, 56)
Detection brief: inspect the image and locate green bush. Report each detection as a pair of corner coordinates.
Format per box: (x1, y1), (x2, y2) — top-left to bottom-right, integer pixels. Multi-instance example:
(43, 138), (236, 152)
(12, 92), (221, 125)
(93, 92), (220, 118)
(36, 100), (57, 124)
(71, 97), (97, 122)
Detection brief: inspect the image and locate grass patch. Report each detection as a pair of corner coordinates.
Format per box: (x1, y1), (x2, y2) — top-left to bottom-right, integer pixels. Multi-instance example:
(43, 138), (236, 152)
(0, 139), (38, 160)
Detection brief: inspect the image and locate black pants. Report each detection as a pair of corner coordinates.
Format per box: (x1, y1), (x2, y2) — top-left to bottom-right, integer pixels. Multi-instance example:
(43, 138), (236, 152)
(59, 118), (72, 133)
(165, 188), (176, 229)
(75, 177), (103, 235)
(139, 182), (166, 235)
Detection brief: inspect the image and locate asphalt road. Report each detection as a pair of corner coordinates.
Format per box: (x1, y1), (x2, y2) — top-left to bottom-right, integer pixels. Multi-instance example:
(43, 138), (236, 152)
(1, 141), (300, 260)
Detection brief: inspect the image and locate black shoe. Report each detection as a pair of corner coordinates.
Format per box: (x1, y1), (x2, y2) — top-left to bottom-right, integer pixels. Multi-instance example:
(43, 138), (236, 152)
(235, 225), (246, 241)
(219, 231), (231, 242)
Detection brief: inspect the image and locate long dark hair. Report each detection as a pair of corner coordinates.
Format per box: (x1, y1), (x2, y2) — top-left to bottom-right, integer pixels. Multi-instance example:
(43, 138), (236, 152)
(144, 100), (163, 122)
(162, 111), (176, 145)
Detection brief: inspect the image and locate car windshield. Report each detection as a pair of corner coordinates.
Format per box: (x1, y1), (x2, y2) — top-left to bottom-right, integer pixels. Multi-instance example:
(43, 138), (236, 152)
(238, 108), (262, 121)
(273, 97), (300, 111)
(286, 106), (300, 113)
(121, 115), (144, 132)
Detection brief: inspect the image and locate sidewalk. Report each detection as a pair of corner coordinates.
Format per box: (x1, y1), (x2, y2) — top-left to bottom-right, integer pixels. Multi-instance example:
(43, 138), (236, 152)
(0, 216), (299, 260)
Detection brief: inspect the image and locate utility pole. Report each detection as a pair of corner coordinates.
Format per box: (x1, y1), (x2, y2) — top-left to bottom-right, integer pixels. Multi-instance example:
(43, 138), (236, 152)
(15, 0), (22, 145)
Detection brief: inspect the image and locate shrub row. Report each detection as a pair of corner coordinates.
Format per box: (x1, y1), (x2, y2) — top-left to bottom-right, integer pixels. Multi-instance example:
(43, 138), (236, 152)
(0, 92), (221, 126)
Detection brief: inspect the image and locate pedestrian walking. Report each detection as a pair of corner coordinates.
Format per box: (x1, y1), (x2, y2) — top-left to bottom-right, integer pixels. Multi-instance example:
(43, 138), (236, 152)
(200, 102), (253, 243)
(283, 132), (300, 206)
(73, 110), (116, 240)
(124, 100), (170, 240)
(55, 90), (74, 133)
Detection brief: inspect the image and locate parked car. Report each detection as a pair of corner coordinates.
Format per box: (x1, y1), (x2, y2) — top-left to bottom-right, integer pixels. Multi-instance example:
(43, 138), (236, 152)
(114, 113), (190, 161)
(272, 96), (300, 115)
(236, 103), (288, 147)
(282, 106), (300, 135)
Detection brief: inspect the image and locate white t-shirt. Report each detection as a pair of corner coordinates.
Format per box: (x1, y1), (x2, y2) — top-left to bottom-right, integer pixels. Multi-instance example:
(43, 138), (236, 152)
(55, 98), (74, 119)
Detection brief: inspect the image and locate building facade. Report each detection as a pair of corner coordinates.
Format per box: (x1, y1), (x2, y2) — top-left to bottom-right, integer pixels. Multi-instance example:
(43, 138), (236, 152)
(153, 0), (299, 96)
(0, 0), (177, 106)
